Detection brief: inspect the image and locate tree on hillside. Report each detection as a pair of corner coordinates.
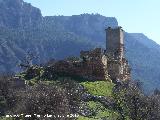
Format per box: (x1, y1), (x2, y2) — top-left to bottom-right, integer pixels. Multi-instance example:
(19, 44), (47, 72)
(113, 80), (160, 120)
(19, 51), (39, 69)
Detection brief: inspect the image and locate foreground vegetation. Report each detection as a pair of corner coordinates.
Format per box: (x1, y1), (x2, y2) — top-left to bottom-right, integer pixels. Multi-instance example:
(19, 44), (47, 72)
(0, 66), (160, 120)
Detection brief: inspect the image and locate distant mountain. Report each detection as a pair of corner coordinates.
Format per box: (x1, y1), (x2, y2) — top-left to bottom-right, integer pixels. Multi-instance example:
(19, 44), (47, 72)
(129, 33), (160, 51)
(0, 25), (94, 73)
(125, 33), (160, 92)
(44, 14), (118, 44)
(0, 0), (42, 28)
(0, 0), (160, 92)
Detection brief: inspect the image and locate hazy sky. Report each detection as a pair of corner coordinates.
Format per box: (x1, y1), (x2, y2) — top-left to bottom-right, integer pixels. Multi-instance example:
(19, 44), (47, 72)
(24, 0), (160, 44)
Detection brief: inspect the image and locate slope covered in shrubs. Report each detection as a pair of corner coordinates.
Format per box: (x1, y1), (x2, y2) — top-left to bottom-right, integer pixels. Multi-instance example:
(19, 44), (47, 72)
(1, 65), (160, 120)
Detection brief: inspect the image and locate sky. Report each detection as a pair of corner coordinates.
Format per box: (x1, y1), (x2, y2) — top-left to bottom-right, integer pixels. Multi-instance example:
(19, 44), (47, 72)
(24, 0), (160, 44)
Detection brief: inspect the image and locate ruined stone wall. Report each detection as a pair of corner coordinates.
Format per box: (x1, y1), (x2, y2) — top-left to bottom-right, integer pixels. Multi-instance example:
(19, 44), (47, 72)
(43, 46), (130, 82)
(44, 48), (108, 81)
(9, 78), (26, 89)
(106, 56), (131, 82)
(80, 48), (103, 59)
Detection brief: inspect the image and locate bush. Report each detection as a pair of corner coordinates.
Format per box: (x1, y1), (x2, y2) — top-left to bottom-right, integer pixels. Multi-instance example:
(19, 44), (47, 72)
(0, 75), (12, 116)
(6, 78), (83, 119)
(113, 81), (160, 120)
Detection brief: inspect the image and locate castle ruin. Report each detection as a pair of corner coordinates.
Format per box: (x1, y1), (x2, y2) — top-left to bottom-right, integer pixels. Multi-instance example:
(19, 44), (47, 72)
(43, 27), (131, 82)
(105, 27), (131, 81)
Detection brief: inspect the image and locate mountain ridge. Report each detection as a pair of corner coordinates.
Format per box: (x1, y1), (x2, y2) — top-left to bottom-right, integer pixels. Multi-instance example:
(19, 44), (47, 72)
(0, 0), (42, 28)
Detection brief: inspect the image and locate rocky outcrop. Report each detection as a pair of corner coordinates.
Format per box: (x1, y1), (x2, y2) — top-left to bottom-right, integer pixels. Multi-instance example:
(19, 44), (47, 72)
(0, 0), (42, 28)
(82, 93), (116, 109)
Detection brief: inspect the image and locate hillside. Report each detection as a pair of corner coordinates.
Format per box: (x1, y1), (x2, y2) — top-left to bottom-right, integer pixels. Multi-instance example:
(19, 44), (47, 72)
(0, 0), (160, 92)
(1, 64), (160, 119)
(125, 33), (160, 92)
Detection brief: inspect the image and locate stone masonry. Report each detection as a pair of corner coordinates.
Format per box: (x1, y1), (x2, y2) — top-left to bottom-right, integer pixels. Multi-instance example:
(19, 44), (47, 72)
(44, 48), (108, 81)
(105, 27), (131, 81)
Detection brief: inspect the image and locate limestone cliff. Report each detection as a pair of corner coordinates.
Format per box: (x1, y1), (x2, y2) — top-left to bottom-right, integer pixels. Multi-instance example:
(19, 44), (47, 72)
(0, 0), (42, 28)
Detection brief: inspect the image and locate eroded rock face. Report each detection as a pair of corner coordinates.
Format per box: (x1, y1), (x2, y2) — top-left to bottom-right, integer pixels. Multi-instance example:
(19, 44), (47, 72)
(0, 0), (42, 28)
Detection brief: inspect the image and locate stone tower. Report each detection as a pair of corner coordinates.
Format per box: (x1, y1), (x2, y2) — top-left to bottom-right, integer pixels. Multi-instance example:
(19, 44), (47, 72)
(105, 26), (124, 60)
(105, 27), (130, 82)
